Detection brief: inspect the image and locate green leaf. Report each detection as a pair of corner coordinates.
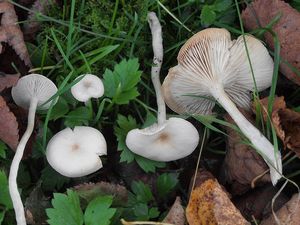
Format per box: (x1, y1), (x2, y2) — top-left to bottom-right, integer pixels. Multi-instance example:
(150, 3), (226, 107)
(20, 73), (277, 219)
(0, 210), (5, 224)
(46, 190), (83, 225)
(0, 141), (7, 159)
(84, 196), (116, 225)
(114, 115), (138, 163)
(135, 155), (165, 173)
(0, 171), (12, 209)
(103, 58), (142, 104)
(133, 203), (149, 220)
(41, 166), (70, 191)
(131, 181), (153, 204)
(214, 0), (232, 12)
(133, 204), (159, 220)
(200, 5), (216, 26)
(156, 173), (179, 198)
(148, 207), (160, 219)
(64, 107), (92, 127)
(49, 97), (69, 121)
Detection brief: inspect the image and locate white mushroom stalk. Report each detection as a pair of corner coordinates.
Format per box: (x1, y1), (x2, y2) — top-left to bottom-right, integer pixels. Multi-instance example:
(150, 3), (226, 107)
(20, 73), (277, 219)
(71, 74), (104, 103)
(10, 74), (58, 225)
(162, 28), (282, 184)
(46, 126), (107, 177)
(125, 12), (199, 162)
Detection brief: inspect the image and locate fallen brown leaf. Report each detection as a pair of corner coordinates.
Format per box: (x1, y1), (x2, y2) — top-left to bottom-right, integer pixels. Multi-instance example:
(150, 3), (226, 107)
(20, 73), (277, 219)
(260, 194), (300, 225)
(221, 110), (270, 195)
(234, 184), (288, 221)
(272, 108), (300, 155)
(163, 197), (185, 225)
(186, 169), (249, 225)
(0, 1), (31, 67)
(255, 96), (300, 156)
(0, 96), (19, 150)
(72, 181), (128, 206)
(242, 0), (300, 85)
(0, 73), (20, 92)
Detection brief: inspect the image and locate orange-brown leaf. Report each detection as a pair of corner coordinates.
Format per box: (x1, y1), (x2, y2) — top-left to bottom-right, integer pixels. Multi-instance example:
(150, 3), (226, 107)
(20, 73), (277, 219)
(242, 0), (300, 85)
(186, 171), (249, 225)
(0, 96), (19, 149)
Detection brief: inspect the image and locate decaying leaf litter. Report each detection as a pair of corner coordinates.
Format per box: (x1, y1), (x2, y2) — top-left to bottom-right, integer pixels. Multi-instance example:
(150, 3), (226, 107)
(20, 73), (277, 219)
(0, 0), (300, 224)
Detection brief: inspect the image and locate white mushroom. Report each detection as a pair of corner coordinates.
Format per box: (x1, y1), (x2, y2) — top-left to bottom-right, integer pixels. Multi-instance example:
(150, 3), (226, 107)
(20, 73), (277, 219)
(162, 28), (282, 185)
(71, 74), (104, 102)
(46, 126), (107, 177)
(10, 74), (58, 225)
(125, 12), (199, 162)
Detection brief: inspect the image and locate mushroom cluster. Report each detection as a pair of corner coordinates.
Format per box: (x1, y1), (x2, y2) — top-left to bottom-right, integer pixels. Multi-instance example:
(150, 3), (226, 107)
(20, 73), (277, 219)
(125, 12), (200, 161)
(161, 28), (282, 184)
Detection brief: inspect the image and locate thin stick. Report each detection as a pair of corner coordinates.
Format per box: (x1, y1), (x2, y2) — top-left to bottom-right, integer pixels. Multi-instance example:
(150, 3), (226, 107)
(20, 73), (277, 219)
(9, 97), (38, 225)
(148, 12), (166, 125)
(121, 219), (174, 225)
(191, 127), (207, 191)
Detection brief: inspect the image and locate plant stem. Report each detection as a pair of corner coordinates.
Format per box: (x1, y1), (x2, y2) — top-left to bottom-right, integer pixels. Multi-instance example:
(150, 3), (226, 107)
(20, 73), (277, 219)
(212, 86), (282, 185)
(148, 12), (166, 125)
(9, 97), (38, 225)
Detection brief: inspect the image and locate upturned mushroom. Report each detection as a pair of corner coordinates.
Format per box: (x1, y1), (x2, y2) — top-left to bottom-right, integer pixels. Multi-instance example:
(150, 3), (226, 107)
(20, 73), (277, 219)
(125, 12), (199, 162)
(46, 126), (107, 177)
(161, 28), (282, 184)
(10, 74), (58, 225)
(71, 74), (104, 102)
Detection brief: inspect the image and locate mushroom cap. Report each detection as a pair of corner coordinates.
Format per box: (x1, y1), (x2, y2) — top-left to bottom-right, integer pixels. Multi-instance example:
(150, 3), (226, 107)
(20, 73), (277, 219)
(46, 126), (107, 177)
(71, 74), (104, 102)
(125, 117), (199, 161)
(162, 28), (274, 114)
(11, 74), (58, 110)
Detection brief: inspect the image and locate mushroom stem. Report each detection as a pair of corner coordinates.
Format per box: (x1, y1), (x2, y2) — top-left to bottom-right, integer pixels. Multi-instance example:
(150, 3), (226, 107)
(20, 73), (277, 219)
(148, 12), (166, 125)
(9, 97), (38, 225)
(212, 86), (282, 185)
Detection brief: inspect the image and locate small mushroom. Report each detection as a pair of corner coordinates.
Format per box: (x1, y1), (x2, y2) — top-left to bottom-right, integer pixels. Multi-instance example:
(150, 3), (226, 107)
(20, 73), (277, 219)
(10, 74), (58, 225)
(46, 126), (107, 177)
(125, 12), (199, 162)
(71, 74), (104, 102)
(162, 28), (282, 184)
(126, 117), (199, 161)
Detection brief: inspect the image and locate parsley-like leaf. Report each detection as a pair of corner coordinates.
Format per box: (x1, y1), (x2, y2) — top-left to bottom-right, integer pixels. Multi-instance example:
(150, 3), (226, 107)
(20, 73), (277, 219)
(84, 196), (116, 225)
(103, 58), (142, 104)
(156, 173), (178, 198)
(0, 170), (12, 209)
(46, 190), (83, 225)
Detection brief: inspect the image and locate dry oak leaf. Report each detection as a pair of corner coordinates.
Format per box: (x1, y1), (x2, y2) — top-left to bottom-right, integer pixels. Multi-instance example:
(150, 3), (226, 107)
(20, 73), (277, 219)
(163, 196), (185, 225)
(260, 194), (300, 225)
(0, 1), (31, 67)
(242, 0), (300, 85)
(0, 73), (20, 92)
(0, 96), (19, 149)
(186, 172), (249, 225)
(221, 110), (270, 196)
(255, 96), (300, 156)
(272, 108), (300, 155)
